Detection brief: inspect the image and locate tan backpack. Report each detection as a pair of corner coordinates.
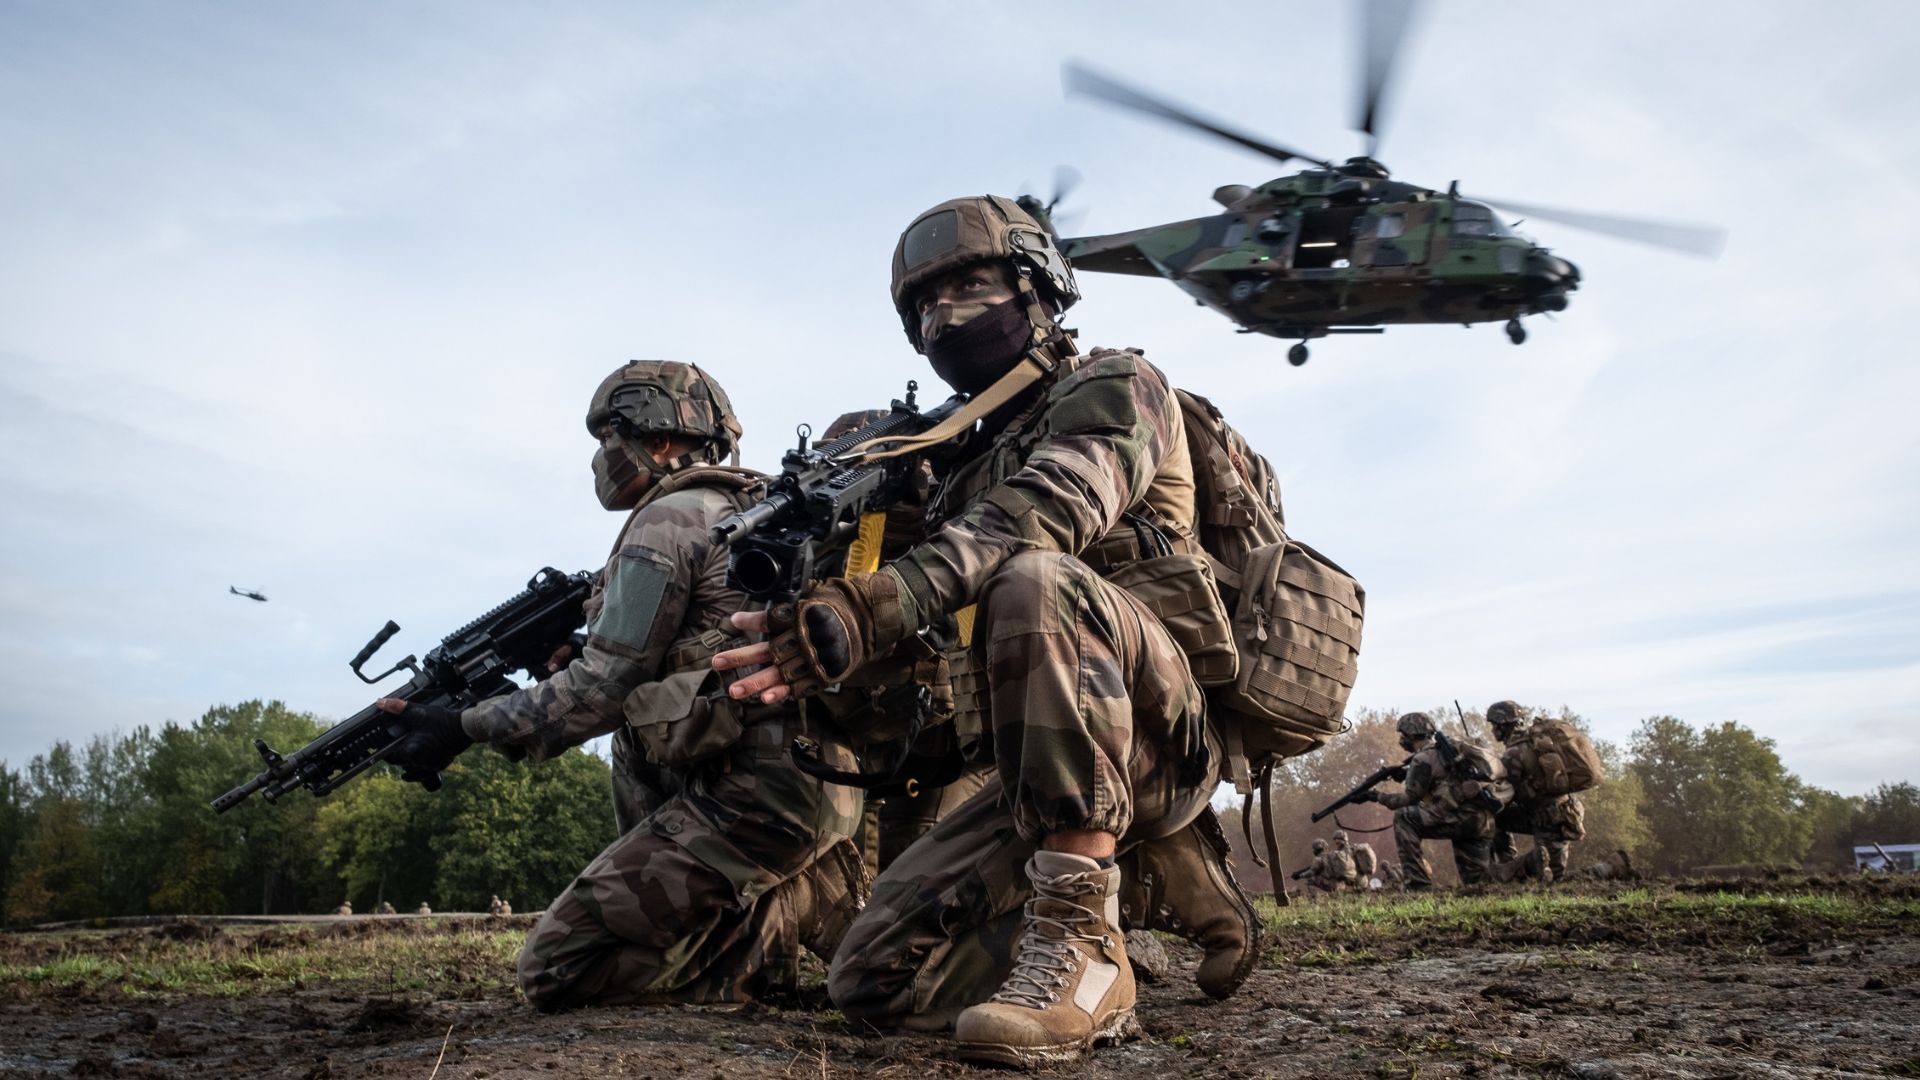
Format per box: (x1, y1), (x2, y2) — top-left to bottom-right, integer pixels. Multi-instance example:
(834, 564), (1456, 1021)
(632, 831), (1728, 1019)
(1171, 390), (1366, 885)
(1506, 718), (1606, 799)
(1350, 842), (1378, 878)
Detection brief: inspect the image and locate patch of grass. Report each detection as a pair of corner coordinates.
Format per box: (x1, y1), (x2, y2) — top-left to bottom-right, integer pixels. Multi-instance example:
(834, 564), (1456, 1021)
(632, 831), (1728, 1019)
(0, 923), (527, 1001)
(1257, 883), (1914, 960)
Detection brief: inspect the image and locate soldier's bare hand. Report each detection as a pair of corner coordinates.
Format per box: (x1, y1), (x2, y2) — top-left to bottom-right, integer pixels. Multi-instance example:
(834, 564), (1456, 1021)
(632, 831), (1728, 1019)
(545, 643), (575, 673)
(375, 697), (406, 715)
(713, 612), (793, 705)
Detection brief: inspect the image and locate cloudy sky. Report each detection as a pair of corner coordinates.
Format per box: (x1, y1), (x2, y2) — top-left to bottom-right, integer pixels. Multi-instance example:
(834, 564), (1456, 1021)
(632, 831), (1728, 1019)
(2, 1), (1915, 794)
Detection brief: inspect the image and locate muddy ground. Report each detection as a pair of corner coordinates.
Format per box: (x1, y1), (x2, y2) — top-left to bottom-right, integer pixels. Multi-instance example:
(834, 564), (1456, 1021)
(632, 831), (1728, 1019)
(3, 879), (1917, 1079)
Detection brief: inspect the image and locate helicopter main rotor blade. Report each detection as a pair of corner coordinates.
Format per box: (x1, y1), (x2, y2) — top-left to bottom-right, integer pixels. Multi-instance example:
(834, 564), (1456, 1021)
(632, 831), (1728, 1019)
(1063, 61), (1334, 170)
(1471, 194), (1729, 258)
(1358, 0), (1420, 158)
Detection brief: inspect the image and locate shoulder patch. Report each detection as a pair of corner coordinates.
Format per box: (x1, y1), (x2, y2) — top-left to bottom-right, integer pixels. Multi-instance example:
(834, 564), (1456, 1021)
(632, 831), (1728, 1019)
(1050, 349), (1141, 401)
(593, 551), (674, 652)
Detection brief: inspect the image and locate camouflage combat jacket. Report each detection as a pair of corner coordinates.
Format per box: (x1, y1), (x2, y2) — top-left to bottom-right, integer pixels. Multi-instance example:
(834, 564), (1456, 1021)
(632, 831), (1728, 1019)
(879, 346), (1198, 630)
(462, 467), (772, 764)
(1377, 743), (1482, 819)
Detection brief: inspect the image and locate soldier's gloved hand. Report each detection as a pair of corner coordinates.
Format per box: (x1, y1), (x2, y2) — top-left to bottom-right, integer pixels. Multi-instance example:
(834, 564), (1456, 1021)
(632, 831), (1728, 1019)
(374, 699), (473, 785)
(767, 572), (909, 698)
(1352, 790), (1380, 804)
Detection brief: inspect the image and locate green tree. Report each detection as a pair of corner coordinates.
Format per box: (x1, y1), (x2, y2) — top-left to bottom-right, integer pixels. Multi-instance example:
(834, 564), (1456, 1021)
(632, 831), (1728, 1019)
(314, 774), (438, 912)
(1629, 716), (1813, 873)
(1569, 734), (1651, 867)
(1855, 782), (1920, 849)
(146, 701), (332, 914)
(1799, 786), (1862, 871)
(425, 747), (616, 912)
(5, 795), (102, 923)
(0, 762), (34, 928)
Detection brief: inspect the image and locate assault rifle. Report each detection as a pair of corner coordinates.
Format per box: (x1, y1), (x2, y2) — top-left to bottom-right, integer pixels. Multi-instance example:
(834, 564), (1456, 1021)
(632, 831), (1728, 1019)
(211, 566), (595, 813)
(1311, 760), (1408, 823)
(709, 381), (962, 601)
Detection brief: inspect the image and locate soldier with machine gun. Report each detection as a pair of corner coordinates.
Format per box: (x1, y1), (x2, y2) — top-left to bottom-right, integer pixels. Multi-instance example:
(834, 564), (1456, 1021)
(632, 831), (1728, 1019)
(373, 360), (869, 1009)
(1340, 712), (1509, 890)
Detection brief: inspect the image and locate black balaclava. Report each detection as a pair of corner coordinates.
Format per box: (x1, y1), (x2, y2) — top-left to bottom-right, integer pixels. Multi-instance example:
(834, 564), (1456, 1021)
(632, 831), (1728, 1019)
(922, 297), (1036, 396)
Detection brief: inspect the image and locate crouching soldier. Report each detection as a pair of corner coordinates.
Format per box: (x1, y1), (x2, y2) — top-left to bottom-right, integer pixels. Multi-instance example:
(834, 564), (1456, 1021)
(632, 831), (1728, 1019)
(718, 195), (1259, 1066)
(1354, 712), (1499, 889)
(379, 360), (867, 1008)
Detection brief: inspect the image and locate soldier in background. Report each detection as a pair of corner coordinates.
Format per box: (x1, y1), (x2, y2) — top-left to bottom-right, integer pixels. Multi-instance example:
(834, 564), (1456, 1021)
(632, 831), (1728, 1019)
(718, 195), (1257, 1066)
(416, 902), (432, 915)
(1331, 830), (1381, 889)
(1292, 838), (1358, 893)
(333, 900), (352, 917)
(1354, 712), (1498, 890)
(376, 900), (397, 916)
(1487, 701), (1588, 885)
(378, 361), (867, 1009)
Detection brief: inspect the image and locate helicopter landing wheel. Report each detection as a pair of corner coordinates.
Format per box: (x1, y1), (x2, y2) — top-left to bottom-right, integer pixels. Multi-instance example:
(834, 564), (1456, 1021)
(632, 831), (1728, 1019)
(1288, 342), (1310, 366)
(1505, 319), (1527, 345)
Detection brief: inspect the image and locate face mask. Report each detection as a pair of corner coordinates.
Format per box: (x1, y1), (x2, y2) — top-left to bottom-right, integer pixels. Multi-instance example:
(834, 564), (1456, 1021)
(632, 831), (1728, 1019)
(593, 440), (652, 510)
(923, 297), (1036, 396)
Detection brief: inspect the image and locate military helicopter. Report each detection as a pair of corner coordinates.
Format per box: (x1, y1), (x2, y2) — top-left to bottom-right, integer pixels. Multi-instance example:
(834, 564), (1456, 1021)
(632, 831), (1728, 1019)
(229, 586), (268, 603)
(1039, 3), (1726, 365)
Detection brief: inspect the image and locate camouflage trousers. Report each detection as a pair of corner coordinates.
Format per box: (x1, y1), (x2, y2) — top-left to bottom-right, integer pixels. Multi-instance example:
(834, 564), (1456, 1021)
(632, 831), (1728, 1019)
(827, 552), (1219, 1025)
(1492, 794), (1586, 883)
(1394, 804), (1496, 889)
(518, 712), (865, 1010)
(876, 762), (996, 873)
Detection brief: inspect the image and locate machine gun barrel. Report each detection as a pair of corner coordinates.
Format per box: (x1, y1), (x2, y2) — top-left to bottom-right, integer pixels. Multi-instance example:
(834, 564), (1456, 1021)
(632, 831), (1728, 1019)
(1310, 759), (1409, 823)
(210, 566), (594, 814)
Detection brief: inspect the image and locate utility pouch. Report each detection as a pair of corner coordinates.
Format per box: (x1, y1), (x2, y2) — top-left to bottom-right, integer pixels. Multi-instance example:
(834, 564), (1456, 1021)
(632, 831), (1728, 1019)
(624, 667), (745, 768)
(1106, 553), (1239, 687)
(1212, 538), (1365, 759)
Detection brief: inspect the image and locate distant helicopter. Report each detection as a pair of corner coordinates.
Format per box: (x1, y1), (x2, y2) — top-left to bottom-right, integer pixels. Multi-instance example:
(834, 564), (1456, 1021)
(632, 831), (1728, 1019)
(229, 586), (268, 603)
(1036, 1), (1726, 365)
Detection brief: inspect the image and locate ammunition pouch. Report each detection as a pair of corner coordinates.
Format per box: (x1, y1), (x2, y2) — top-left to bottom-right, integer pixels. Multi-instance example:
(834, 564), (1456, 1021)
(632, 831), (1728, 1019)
(1106, 553), (1238, 687)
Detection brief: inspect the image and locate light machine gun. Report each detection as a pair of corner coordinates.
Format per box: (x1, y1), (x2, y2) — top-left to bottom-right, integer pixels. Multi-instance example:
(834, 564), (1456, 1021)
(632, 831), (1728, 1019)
(709, 382), (962, 601)
(210, 566), (595, 813)
(708, 382), (964, 789)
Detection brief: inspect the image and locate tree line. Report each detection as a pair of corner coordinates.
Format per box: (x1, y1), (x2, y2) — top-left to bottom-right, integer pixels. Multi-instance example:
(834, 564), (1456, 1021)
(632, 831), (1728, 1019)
(1218, 707), (1919, 891)
(0, 701), (614, 928)
(4, 700), (1917, 925)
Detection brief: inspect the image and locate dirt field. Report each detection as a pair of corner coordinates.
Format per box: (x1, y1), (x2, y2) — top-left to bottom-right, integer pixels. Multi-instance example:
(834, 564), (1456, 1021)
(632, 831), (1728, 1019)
(3, 877), (1917, 1079)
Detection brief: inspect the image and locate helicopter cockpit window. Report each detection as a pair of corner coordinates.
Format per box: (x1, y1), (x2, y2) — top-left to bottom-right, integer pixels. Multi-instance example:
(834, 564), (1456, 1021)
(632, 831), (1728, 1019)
(1374, 213), (1406, 239)
(901, 209), (962, 268)
(1450, 203), (1511, 238)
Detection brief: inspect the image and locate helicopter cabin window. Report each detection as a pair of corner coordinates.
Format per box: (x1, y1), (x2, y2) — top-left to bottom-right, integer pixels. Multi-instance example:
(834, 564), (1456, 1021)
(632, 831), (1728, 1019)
(1292, 206), (1364, 270)
(1450, 203), (1511, 238)
(1374, 213), (1406, 239)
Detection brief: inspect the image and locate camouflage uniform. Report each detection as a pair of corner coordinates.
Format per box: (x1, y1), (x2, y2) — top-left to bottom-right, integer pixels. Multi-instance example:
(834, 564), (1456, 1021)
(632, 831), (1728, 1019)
(1487, 704), (1587, 884)
(1374, 716), (1496, 890)
(461, 361), (866, 1010)
(826, 344), (1221, 1025)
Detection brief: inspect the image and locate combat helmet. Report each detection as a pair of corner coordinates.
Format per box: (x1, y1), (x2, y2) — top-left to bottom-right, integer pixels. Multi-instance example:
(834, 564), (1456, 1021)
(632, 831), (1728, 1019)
(1395, 712), (1436, 739)
(1331, 830), (1350, 848)
(1485, 700), (1527, 736)
(1311, 838), (1327, 854)
(585, 360), (743, 465)
(889, 195), (1080, 351)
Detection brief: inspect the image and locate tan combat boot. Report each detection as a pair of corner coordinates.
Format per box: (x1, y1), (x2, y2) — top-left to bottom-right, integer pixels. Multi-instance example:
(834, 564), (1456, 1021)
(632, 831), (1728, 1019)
(953, 851), (1140, 1067)
(1116, 806), (1262, 999)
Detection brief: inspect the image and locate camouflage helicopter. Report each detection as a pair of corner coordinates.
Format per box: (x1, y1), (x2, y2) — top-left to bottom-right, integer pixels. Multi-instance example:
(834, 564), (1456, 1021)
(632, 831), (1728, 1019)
(1035, 3), (1725, 365)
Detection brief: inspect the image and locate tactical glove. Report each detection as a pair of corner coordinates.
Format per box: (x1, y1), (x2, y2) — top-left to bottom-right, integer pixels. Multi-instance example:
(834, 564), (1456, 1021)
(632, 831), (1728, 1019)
(1352, 789), (1380, 804)
(385, 701), (474, 788)
(767, 571), (909, 698)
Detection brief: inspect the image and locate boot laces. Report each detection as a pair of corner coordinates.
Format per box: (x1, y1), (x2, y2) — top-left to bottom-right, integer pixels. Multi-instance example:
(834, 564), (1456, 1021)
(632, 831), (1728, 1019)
(990, 875), (1110, 1010)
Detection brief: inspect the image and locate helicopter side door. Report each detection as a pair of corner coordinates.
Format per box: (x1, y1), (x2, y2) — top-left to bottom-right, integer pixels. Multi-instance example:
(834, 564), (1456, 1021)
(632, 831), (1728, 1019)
(1353, 203), (1432, 268)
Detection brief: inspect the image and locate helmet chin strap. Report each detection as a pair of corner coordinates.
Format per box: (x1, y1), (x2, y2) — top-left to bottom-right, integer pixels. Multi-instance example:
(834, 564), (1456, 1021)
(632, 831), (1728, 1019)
(1013, 268), (1075, 358)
